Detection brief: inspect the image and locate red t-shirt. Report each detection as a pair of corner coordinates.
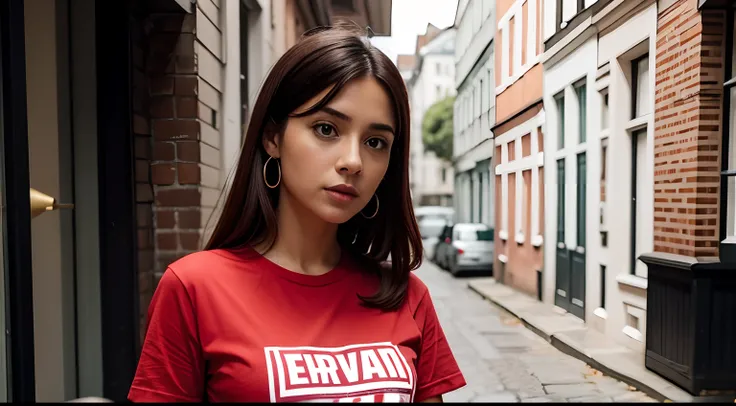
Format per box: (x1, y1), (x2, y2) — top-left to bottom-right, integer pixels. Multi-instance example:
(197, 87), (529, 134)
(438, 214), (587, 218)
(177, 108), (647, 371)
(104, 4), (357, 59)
(128, 247), (466, 403)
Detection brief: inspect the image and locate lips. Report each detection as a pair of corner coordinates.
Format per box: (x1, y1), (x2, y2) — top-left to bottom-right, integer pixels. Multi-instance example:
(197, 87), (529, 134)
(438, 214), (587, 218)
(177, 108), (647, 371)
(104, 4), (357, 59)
(325, 184), (359, 197)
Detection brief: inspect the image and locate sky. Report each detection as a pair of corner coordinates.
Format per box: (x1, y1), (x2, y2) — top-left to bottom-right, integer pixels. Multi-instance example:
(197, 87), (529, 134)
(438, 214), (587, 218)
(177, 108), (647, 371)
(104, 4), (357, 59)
(370, 0), (459, 63)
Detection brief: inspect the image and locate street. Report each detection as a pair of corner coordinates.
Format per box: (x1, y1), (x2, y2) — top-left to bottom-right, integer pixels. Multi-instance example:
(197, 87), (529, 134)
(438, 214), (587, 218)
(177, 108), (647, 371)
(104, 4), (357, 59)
(414, 261), (658, 403)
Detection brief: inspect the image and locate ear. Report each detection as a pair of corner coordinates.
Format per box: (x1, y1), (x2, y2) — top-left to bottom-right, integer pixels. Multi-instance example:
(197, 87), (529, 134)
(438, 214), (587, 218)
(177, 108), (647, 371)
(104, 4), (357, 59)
(262, 122), (281, 159)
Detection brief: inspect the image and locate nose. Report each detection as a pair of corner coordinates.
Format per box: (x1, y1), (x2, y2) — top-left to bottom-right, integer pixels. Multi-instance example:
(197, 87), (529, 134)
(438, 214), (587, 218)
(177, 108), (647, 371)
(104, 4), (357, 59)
(336, 136), (363, 175)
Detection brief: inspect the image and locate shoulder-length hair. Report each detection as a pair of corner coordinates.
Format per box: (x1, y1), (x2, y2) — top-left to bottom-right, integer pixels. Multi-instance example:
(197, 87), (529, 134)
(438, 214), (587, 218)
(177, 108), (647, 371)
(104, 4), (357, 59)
(205, 25), (422, 310)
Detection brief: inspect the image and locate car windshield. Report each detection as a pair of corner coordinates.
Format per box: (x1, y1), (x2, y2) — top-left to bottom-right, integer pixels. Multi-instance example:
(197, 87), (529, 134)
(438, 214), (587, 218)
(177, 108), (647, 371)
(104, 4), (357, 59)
(458, 228), (494, 241)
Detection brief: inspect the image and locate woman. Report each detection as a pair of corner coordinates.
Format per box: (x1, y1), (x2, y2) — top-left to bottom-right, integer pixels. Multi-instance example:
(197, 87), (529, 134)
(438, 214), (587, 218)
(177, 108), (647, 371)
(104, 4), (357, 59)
(129, 25), (466, 403)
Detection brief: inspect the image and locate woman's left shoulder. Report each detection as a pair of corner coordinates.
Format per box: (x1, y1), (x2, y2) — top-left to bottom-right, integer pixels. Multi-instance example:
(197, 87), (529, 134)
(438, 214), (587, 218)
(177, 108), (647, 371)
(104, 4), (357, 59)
(408, 272), (429, 296)
(405, 272), (431, 311)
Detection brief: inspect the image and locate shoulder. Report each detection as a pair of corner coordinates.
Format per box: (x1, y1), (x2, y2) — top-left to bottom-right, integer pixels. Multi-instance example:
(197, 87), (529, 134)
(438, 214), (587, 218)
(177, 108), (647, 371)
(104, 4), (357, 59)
(405, 272), (430, 312)
(166, 247), (260, 288)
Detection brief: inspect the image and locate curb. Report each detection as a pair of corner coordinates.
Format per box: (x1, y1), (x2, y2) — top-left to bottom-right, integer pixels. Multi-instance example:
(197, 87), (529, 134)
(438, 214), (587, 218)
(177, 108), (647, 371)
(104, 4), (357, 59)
(467, 281), (690, 403)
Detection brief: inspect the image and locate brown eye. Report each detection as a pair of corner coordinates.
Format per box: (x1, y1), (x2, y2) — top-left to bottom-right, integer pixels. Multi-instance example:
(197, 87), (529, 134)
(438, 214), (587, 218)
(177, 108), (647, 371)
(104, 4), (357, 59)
(314, 123), (336, 137)
(366, 138), (387, 150)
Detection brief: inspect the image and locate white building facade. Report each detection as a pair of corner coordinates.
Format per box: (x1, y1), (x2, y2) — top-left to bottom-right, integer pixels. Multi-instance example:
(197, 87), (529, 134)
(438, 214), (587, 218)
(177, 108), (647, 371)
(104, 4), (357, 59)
(541, 0), (657, 354)
(407, 28), (457, 207)
(453, 0), (496, 225)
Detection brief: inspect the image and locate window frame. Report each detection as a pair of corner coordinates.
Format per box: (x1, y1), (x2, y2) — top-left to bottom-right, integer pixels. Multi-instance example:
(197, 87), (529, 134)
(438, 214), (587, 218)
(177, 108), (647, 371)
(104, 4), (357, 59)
(575, 81), (587, 143)
(720, 10), (736, 262)
(557, 159), (566, 244)
(630, 128), (647, 277)
(631, 53), (650, 119)
(555, 91), (565, 150)
(577, 152), (587, 249)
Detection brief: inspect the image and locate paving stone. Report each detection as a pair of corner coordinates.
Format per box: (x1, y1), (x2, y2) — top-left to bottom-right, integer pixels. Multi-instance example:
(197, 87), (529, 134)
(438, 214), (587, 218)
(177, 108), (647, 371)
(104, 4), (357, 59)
(472, 392), (520, 402)
(521, 397), (555, 403)
(413, 262), (654, 404)
(531, 369), (589, 385)
(612, 391), (650, 402)
(567, 395), (614, 402)
(544, 383), (602, 397)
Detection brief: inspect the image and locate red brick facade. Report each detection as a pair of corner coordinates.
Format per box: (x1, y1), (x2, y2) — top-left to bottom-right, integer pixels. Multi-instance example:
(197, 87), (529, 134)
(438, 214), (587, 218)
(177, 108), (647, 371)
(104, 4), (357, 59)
(654, 0), (727, 257)
(131, 6), (204, 337)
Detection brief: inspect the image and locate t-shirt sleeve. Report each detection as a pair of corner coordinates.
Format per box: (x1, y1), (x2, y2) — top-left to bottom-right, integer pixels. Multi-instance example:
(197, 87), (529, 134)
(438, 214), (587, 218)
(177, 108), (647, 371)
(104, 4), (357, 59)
(128, 268), (205, 403)
(413, 289), (467, 402)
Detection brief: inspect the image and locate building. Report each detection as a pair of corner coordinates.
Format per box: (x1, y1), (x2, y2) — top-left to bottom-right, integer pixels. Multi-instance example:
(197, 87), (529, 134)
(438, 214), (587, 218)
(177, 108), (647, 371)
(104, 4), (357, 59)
(0, 0), (390, 402)
(639, 0), (736, 395)
(397, 54), (417, 81)
(541, 0), (657, 355)
(540, 0), (736, 395)
(404, 24), (456, 208)
(452, 0), (496, 226)
(492, 0), (546, 297)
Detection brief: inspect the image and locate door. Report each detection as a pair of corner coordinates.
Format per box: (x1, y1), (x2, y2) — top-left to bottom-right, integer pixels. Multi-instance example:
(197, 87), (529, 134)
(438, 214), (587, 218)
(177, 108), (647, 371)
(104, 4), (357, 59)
(0, 0), (37, 401)
(554, 155), (586, 320)
(555, 159), (571, 311)
(569, 153), (586, 320)
(0, 0), (104, 401)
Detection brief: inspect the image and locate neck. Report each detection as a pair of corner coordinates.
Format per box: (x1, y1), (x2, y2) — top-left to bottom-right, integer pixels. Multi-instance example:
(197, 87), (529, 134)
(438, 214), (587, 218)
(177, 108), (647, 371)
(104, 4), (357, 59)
(260, 190), (342, 276)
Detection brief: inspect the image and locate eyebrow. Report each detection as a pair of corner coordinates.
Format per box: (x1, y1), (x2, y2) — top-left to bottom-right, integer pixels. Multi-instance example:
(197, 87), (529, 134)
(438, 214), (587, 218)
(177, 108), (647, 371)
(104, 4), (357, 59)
(321, 106), (395, 135)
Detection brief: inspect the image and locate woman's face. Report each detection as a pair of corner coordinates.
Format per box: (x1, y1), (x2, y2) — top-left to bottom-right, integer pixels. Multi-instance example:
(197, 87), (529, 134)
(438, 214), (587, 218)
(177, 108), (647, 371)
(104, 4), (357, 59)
(264, 76), (396, 224)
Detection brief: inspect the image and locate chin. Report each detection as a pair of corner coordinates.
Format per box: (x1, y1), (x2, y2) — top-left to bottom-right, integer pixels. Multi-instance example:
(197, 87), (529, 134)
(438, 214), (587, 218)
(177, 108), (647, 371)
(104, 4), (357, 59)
(315, 206), (361, 224)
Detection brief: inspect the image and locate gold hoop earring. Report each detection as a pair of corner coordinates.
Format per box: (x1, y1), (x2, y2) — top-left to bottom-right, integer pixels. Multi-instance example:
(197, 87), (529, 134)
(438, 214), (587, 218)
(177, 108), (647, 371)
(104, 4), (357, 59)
(361, 194), (379, 219)
(263, 156), (281, 188)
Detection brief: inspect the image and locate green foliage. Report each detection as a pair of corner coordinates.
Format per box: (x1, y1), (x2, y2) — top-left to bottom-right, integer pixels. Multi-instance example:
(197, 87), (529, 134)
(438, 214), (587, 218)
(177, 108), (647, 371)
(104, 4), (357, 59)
(421, 96), (455, 161)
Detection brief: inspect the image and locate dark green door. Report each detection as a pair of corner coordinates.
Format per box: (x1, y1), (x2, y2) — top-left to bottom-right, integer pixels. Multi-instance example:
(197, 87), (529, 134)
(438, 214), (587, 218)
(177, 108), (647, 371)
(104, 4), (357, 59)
(569, 153), (586, 320)
(554, 159), (570, 311)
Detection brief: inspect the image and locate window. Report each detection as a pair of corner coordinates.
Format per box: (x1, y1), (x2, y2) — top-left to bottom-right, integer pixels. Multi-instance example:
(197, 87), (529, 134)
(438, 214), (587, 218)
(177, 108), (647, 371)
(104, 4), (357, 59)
(630, 128), (647, 278)
(469, 177), (474, 222)
(576, 83), (586, 143)
(632, 54), (651, 118)
(479, 79), (484, 116)
(458, 228), (494, 241)
(601, 90), (609, 130)
(557, 159), (566, 243)
(436, 63), (441, 75)
(436, 85), (442, 99)
(519, 171), (529, 237)
(556, 93), (565, 149)
(600, 265), (606, 309)
(577, 153), (586, 248)
(441, 168), (447, 183)
(722, 12), (736, 262)
(600, 138), (608, 247)
(555, 0), (587, 35)
(479, 173), (484, 222)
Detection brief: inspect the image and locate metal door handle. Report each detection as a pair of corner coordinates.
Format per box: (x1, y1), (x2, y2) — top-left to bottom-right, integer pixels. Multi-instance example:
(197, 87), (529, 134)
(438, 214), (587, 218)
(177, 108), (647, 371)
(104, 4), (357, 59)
(30, 188), (74, 219)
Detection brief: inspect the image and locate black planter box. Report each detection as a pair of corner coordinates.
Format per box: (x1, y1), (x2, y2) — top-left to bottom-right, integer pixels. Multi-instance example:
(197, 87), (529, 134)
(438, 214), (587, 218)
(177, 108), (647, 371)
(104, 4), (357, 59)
(640, 252), (736, 395)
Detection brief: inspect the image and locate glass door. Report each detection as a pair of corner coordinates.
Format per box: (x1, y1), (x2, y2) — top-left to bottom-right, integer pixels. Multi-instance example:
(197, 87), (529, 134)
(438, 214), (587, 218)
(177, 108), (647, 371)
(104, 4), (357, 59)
(0, 0), (38, 402)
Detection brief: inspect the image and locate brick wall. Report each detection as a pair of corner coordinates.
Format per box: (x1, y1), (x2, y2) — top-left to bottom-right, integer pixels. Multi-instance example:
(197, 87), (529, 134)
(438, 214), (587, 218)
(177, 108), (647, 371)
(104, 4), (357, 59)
(130, 4), (204, 339)
(653, 0), (726, 257)
(147, 12), (202, 282)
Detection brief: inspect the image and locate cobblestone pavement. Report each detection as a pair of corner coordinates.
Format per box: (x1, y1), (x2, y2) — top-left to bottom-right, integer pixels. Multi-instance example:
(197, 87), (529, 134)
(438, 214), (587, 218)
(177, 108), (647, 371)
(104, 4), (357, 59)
(415, 260), (658, 403)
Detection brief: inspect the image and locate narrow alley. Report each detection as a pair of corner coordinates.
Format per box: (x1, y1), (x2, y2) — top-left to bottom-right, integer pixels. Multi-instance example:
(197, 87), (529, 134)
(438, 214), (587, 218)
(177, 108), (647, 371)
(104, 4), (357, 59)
(414, 262), (657, 403)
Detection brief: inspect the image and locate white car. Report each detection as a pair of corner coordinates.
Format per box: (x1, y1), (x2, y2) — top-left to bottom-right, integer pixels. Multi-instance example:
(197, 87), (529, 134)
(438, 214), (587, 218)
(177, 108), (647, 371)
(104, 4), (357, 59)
(434, 223), (494, 275)
(418, 217), (449, 260)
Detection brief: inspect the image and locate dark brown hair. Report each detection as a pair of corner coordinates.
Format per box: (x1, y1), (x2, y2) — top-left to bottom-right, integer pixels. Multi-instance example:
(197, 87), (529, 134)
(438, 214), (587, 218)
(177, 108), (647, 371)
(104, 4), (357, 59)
(205, 24), (422, 310)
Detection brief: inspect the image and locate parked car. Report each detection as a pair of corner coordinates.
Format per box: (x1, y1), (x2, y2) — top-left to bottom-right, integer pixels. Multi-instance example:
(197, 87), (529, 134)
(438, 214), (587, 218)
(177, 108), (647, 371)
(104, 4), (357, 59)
(434, 223), (494, 275)
(418, 217), (449, 260)
(414, 206), (455, 223)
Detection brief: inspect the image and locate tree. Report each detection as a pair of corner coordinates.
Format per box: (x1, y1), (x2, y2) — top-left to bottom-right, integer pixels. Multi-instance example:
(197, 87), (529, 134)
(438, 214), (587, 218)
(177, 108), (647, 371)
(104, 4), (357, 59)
(421, 96), (455, 162)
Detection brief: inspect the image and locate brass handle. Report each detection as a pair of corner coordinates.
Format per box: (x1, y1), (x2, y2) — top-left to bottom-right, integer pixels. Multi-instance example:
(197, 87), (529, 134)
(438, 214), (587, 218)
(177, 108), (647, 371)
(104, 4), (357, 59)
(30, 188), (74, 219)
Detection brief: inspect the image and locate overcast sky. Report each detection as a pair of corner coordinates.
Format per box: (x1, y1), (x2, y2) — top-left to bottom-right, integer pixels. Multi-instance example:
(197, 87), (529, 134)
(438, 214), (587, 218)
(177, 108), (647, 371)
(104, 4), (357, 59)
(370, 0), (459, 63)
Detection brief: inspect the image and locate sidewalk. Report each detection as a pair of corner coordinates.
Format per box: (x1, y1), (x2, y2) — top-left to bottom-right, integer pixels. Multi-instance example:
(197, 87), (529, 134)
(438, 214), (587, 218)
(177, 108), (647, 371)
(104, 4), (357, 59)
(467, 278), (708, 403)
